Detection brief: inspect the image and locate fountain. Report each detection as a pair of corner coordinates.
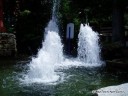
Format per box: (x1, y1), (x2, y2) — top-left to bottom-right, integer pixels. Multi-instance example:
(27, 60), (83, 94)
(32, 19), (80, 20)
(61, 24), (103, 68)
(1, 1), (128, 96)
(22, 0), (103, 84)
(77, 24), (102, 66)
(23, 0), (63, 83)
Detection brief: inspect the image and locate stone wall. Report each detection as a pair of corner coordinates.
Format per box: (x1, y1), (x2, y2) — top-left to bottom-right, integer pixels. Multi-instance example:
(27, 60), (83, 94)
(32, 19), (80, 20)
(0, 33), (17, 56)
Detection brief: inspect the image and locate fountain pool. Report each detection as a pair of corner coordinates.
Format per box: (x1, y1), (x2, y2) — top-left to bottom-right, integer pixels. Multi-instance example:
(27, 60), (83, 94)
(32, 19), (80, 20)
(21, 0), (104, 84)
(0, 58), (128, 96)
(1, 0), (127, 96)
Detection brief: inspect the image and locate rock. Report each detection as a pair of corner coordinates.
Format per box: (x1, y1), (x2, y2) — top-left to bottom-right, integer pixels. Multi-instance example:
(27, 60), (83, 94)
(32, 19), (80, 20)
(93, 83), (128, 96)
(0, 33), (17, 56)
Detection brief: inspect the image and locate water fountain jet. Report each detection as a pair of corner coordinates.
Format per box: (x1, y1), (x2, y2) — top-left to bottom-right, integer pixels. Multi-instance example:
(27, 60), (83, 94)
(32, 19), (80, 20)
(23, 0), (63, 84)
(77, 24), (102, 66)
(22, 1), (103, 84)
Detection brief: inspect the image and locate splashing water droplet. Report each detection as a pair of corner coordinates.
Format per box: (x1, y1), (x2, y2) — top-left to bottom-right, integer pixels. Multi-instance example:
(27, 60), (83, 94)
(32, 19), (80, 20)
(77, 24), (103, 65)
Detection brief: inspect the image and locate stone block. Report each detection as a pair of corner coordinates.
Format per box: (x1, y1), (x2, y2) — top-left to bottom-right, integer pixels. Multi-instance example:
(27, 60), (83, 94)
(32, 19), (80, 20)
(0, 33), (17, 56)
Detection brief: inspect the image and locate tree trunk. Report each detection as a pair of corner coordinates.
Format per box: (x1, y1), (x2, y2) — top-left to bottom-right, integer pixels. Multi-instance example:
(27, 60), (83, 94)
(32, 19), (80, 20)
(112, 0), (125, 46)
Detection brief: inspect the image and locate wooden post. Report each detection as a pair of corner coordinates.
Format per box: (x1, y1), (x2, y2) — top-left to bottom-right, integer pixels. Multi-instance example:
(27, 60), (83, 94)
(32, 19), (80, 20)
(0, 0), (6, 32)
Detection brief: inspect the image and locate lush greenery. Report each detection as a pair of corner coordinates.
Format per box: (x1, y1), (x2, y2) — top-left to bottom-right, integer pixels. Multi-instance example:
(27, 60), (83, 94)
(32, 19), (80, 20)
(4, 0), (52, 54)
(3, 0), (128, 54)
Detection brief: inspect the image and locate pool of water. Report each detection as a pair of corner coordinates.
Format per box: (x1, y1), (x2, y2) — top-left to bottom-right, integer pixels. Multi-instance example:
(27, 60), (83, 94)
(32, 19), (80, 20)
(0, 57), (128, 96)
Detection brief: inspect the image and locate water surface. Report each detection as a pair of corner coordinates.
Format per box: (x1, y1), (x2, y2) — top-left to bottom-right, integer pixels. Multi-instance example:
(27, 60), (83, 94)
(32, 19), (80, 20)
(0, 58), (128, 96)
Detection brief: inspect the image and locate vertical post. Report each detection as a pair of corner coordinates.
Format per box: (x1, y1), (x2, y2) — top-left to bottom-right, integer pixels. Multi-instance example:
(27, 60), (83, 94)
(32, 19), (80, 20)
(68, 27), (71, 54)
(66, 23), (74, 55)
(0, 0), (6, 32)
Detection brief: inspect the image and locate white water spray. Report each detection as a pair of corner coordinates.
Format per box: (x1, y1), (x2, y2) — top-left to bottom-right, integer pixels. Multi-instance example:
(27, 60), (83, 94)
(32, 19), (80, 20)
(77, 24), (102, 65)
(59, 24), (103, 68)
(23, 0), (63, 83)
(22, 1), (103, 84)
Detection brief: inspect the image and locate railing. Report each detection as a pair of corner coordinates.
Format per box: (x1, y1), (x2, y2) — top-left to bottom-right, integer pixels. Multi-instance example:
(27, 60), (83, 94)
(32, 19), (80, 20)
(99, 27), (112, 42)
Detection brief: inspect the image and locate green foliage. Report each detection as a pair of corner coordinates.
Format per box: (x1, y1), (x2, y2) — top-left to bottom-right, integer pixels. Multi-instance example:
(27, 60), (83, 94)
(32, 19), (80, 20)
(3, 0), (128, 54)
(73, 18), (80, 27)
(20, 10), (31, 16)
(59, 0), (71, 21)
(59, 0), (113, 29)
(124, 14), (128, 25)
(15, 0), (52, 54)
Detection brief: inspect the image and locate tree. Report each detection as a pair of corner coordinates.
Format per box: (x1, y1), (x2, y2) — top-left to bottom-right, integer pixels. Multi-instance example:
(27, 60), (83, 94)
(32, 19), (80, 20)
(112, 0), (125, 46)
(15, 0), (52, 54)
